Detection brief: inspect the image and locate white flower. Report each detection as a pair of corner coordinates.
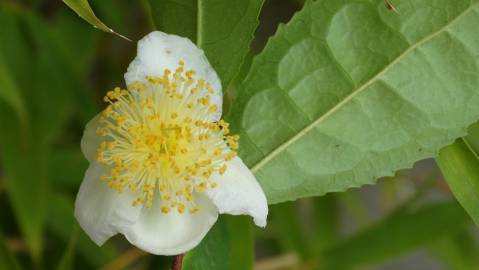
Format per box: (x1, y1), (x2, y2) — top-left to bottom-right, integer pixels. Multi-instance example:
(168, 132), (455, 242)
(74, 31), (268, 255)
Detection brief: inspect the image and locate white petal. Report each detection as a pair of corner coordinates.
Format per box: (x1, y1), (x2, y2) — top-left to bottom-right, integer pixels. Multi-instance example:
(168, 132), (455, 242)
(122, 195), (218, 255)
(80, 114), (102, 163)
(74, 161), (141, 245)
(206, 157), (268, 227)
(124, 31), (222, 121)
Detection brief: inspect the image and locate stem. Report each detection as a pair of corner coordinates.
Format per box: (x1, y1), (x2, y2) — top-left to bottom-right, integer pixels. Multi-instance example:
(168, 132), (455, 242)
(172, 254), (184, 270)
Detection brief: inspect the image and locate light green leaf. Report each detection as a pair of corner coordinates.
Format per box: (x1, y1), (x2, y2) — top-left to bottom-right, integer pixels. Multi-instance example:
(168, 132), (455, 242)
(148, 0), (264, 88)
(320, 201), (470, 269)
(183, 216), (253, 270)
(437, 123), (479, 226)
(0, 233), (22, 270)
(228, 0), (479, 204)
(62, 0), (130, 41)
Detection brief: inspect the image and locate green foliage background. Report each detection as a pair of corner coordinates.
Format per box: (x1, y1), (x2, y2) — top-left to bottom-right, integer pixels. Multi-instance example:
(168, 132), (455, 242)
(1, 0), (479, 269)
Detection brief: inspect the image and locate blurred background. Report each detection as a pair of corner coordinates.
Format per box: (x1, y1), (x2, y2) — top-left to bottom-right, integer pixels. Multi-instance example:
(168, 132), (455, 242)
(0, 0), (478, 269)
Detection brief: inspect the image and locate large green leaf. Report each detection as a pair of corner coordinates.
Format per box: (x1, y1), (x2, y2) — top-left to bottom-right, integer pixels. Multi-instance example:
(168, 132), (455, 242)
(148, 0), (264, 88)
(183, 216), (253, 270)
(62, 0), (130, 41)
(320, 201), (470, 269)
(149, 0), (197, 41)
(437, 123), (479, 226)
(228, 0), (479, 204)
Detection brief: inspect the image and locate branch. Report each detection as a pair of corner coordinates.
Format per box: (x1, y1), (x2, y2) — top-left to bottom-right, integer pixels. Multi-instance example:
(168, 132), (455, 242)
(385, 0), (400, 14)
(172, 254), (184, 270)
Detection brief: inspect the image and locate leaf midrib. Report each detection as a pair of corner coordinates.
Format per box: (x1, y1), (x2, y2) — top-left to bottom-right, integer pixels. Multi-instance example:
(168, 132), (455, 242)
(251, 3), (476, 173)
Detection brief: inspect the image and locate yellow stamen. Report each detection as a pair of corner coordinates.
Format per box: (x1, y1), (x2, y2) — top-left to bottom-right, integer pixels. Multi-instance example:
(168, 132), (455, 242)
(95, 60), (239, 214)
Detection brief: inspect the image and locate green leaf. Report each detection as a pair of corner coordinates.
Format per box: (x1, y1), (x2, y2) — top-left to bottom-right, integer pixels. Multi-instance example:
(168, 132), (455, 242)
(0, 233), (22, 270)
(62, 0), (130, 41)
(183, 216), (253, 270)
(320, 201), (470, 269)
(149, 0), (197, 41)
(148, 0), (264, 88)
(228, 0), (479, 204)
(437, 124), (479, 226)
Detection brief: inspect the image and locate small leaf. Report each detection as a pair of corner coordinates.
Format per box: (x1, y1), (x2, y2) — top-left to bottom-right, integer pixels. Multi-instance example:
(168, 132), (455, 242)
(183, 216), (253, 270)
(149, 0), (264, 88)
(437, 123), (479, 226)
(62, 0), (130, 41)
(228, 0), (479, 204)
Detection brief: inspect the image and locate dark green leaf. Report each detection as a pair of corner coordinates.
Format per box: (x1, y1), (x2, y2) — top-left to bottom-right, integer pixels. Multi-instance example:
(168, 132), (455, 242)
(149, 0), (197, 41)
(183, 216), (253, 270)
(149, 0), (264, 88)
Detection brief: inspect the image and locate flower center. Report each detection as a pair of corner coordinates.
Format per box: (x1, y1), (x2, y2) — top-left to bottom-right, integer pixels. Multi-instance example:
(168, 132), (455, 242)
(95, 61), (238, 214)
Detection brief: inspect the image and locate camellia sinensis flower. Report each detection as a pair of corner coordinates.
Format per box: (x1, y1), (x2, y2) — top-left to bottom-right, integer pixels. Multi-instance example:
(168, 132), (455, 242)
(75, 31), (268, 255)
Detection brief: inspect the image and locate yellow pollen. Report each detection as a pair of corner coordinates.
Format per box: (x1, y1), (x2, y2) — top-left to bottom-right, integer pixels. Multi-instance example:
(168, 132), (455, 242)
(95, 60), (239, 214)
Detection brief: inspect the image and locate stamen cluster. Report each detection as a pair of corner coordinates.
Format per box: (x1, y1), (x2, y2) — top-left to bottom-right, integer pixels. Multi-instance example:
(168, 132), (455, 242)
(95, 61), (239, 214)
